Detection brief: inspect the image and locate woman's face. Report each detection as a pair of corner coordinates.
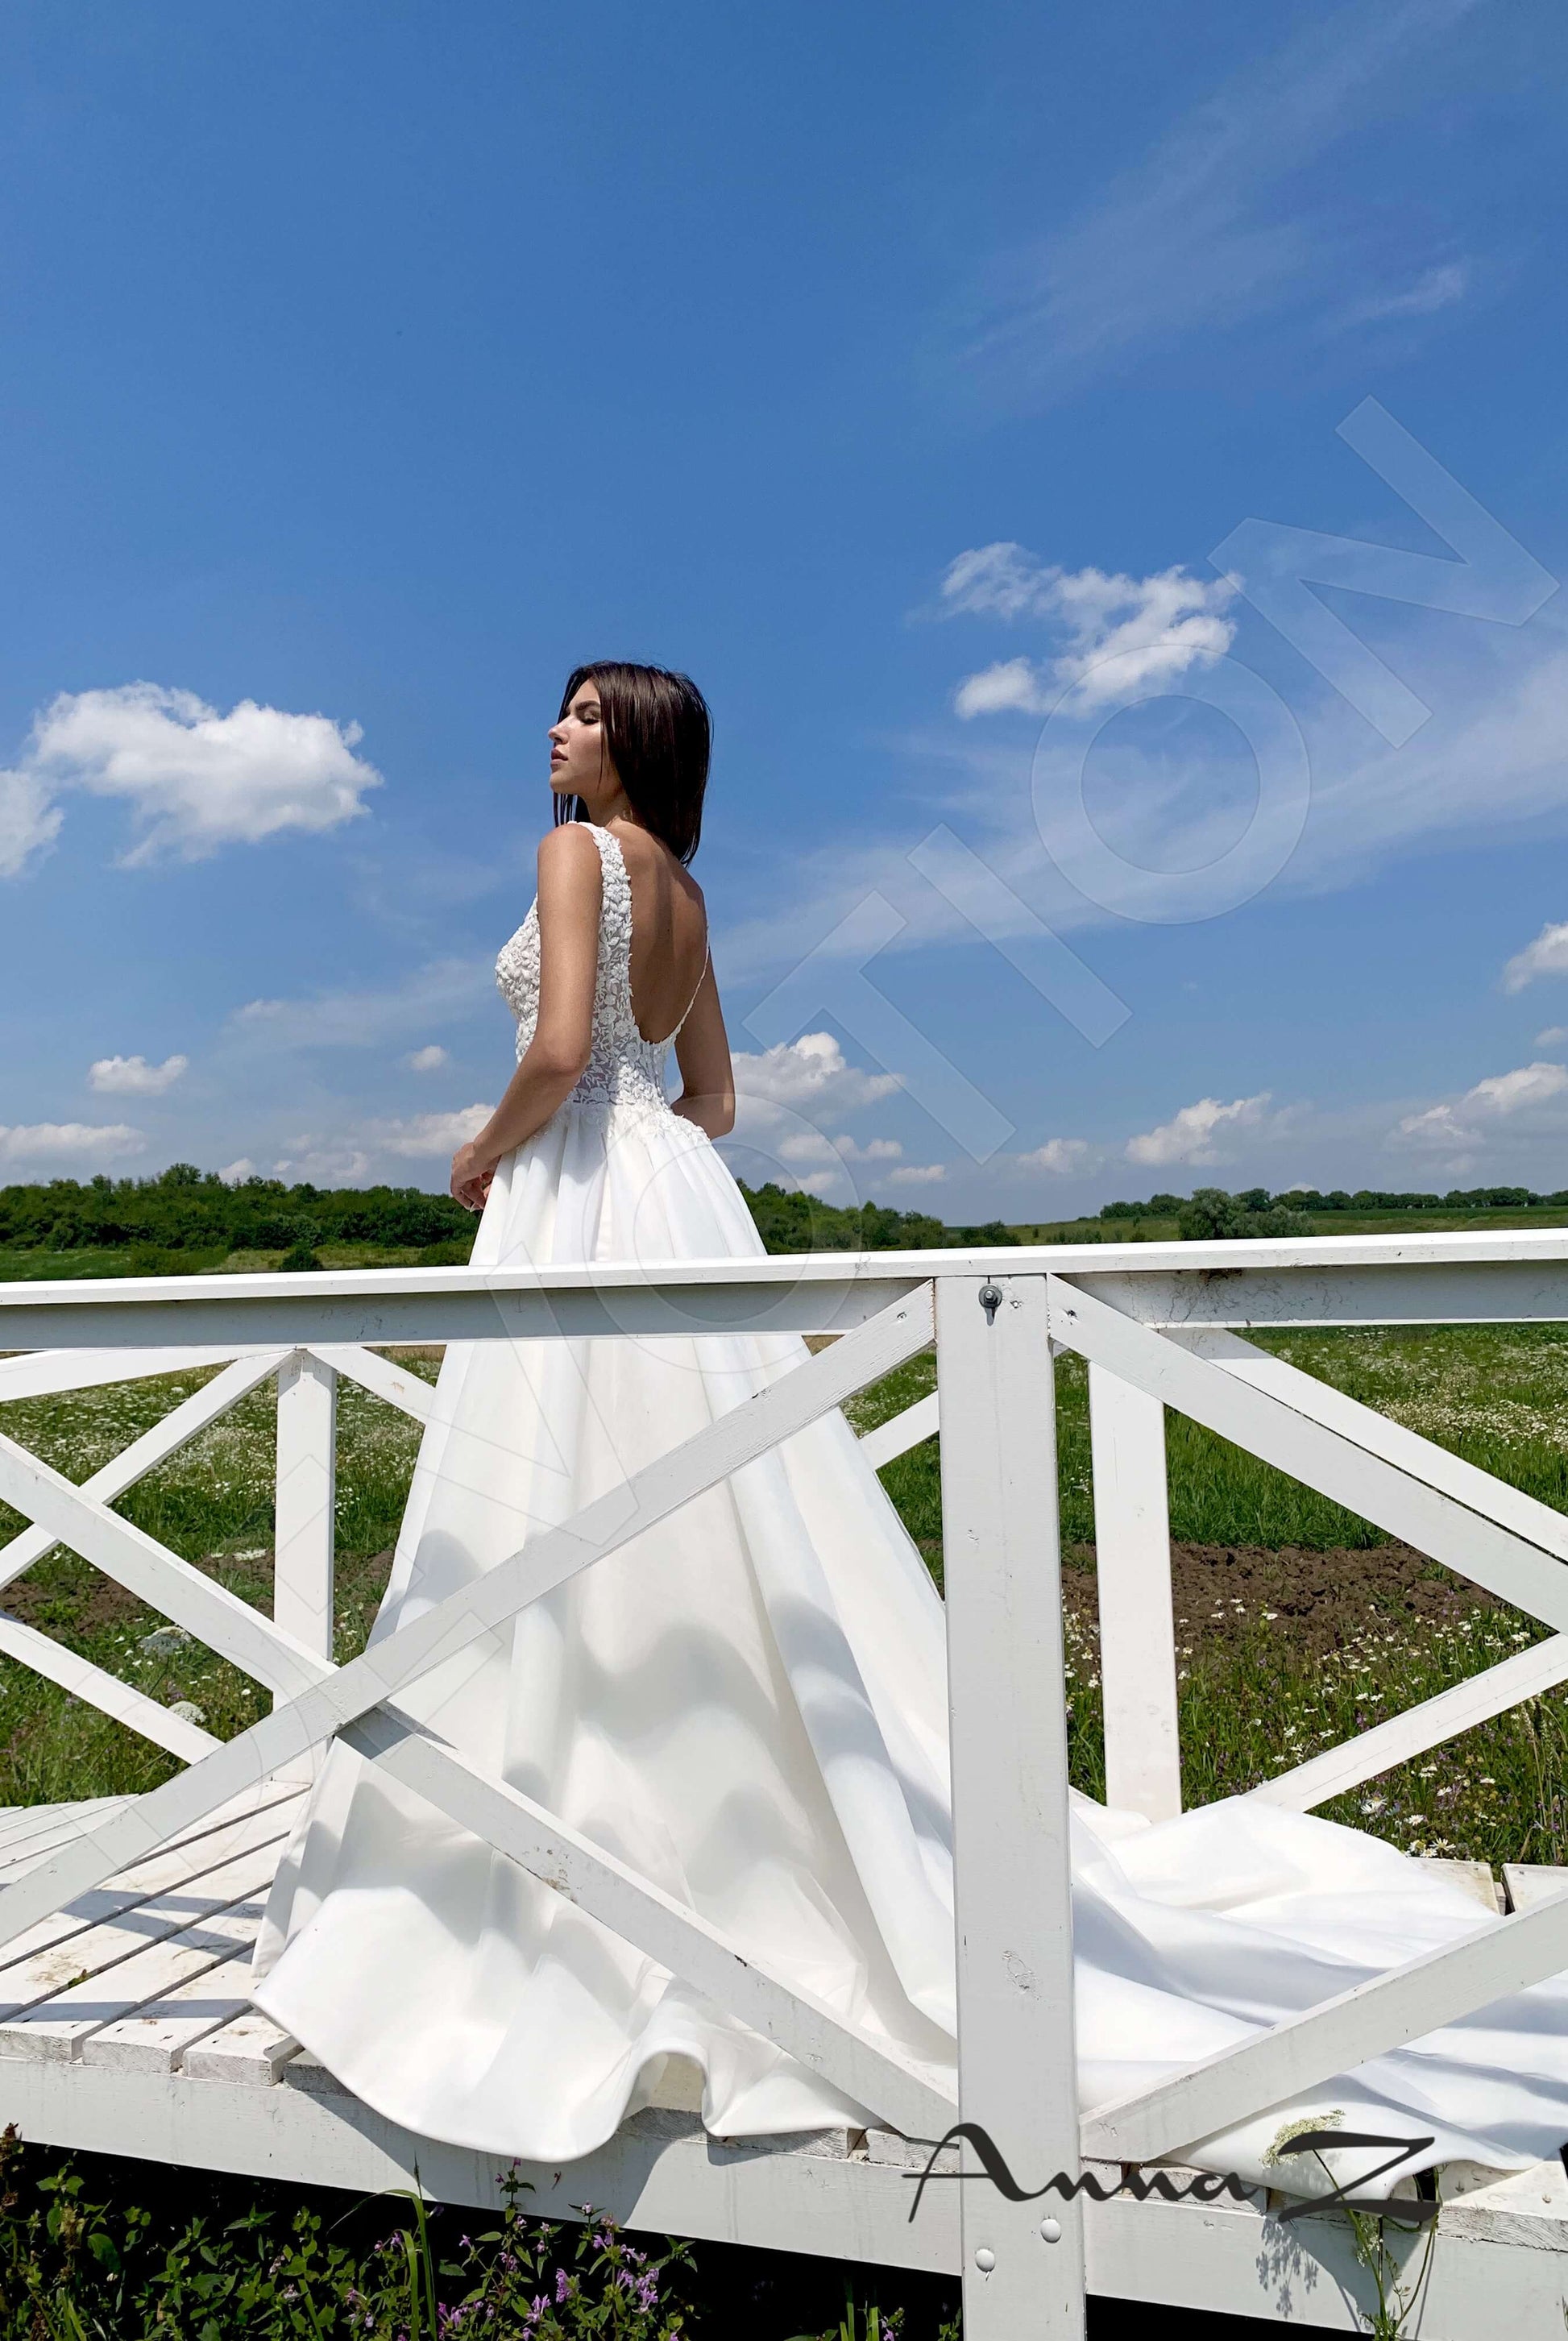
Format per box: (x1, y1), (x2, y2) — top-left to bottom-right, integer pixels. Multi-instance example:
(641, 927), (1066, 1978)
(549, 681), (615, 803)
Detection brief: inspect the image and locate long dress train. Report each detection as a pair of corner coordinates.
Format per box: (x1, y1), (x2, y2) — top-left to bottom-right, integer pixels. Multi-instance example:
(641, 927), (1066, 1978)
(255, 824), (1568, 2193)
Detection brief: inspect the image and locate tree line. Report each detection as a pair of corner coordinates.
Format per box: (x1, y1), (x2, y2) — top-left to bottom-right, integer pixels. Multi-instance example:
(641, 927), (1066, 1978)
(0, 1166), (1020, 1264)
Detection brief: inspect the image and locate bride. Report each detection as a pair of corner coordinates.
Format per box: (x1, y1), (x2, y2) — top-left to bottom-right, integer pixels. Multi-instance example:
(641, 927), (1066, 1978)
(255, 662), (1568, 2190)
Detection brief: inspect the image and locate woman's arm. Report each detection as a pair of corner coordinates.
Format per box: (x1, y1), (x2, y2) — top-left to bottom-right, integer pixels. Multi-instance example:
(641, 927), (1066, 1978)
(450, 827), (603, 1209)
(670, 961), (736, 1139)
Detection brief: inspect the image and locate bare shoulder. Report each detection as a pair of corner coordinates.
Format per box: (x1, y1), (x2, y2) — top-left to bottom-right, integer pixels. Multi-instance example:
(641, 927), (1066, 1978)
(537, 822), (602, 874)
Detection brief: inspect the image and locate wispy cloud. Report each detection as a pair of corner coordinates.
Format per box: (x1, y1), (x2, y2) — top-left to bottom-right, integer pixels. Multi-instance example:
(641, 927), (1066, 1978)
(405, 1044), (450, 1073)
(1395, 1060), (1568, 1152)
(940, 546), (1236, 716)
(229, 957), (493, 1052)
(951, 0), (1480, 405)
(0, 1120), (144, 1166)
(1337, 259), (1471, 330)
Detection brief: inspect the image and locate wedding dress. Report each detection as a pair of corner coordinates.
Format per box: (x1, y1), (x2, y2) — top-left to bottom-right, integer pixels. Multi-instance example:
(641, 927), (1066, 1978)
(254, 823), (1568, 2193)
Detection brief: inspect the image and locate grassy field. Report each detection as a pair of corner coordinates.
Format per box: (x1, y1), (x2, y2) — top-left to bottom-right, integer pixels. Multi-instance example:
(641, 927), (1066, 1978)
(3, 1322), (1568, 1870)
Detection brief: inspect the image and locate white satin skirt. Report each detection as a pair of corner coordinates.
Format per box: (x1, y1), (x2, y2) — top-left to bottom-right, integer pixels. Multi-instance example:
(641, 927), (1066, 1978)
(253, 1101), (1568, 2191)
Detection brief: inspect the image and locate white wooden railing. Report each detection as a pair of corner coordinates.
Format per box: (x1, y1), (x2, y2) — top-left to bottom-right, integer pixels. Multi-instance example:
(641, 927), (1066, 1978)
(3, 1230), (1568, 2339)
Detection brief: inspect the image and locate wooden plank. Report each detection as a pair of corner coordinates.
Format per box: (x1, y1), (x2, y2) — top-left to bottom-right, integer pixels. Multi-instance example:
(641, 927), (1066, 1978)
(344, 1709), (957, 2143)
(181, 2005), (300, 2086)
(0, 1285), (936, 1955)
(308, 1344), (433, 1422)
(0, 1347), (261, 1405)
(0, 1608), (218, 1761)
(1081, 1886), (1568, 2167)
(1088, 1365), (1180, 1823)
(1251, 1634), (1568, 1812)
(1423, 1858), (1504, 1915)
(0, 1432), (329, 1701)
(936, 1274), (1085, 2339)
(858, 1391), (938, 1471)
(0, 1787), (302, 1975)
(1175, 1327), (1568, 1564)
(0, 1803), (133, 1880)
(0, 1838), (285, 2054)
(1046, 1278), (1568, 1633)
(0, 1349), (289, 1594)
(0, 1859), (274, 2061)
(273, 1353), (336, 1661)
(81, 1945), (258, 2073)
(1503, 1864), (1568, 1914)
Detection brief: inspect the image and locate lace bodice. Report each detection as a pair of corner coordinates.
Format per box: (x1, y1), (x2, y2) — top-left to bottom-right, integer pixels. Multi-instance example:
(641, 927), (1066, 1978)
(495, 824), (703, 1128)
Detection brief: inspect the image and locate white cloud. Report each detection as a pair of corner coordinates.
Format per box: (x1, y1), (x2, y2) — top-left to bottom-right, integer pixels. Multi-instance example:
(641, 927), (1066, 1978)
(776, 1131), (904, 1168)
(1396, 1060), (1568, 1150)
(0, 768), (64, 878)
(218, 1158), (256, 1184)
(1504, 921), (1568, 993)
(89, 1052), (189, 1096)
(1014, 1137), (1092, 1176)
(406, 1044), (450, 1073)
(1338, 260), (1471, 329)
(375, 1105), (493, 1158)
(0, 1121), (144, 1166)
(732, 1032), (902, 1113)
(1538, 1027), (1568, 1047)
(944, 550), (1237, 716)
(885, 1163), (948, 1187)
(0, 683), (381, 874)
(1126, 1092), (1271, 1167)
(273, 1144), (372, 1183)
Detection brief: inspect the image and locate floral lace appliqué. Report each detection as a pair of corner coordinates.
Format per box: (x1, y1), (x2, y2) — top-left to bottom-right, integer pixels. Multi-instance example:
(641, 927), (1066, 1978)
(495, 825), (691, 1132)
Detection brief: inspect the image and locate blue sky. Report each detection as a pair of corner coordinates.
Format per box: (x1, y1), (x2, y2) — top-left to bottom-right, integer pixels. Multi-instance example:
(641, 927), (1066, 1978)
(4, 0), (1568, 1218)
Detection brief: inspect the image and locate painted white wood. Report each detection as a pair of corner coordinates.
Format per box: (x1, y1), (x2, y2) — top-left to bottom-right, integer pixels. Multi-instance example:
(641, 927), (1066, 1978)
(0, 1801), (130, 1871)
(1047, 1278), (1568, 1633)
(0, 1347), (261, 1405)
(0, 1861), (275, 2061)
(0, 1607), (218, 1761)
(937, 1274), (1085, 2339)
(1082, 1885), (1568, 2167)
(1503, 1864), (1568, 1913)
(1076, 1257), (1568, 1330)
(1250, 1633), (1568, 1812)
(1088, 1365), (1180, 1823)
(181, 2007), (300, 2086)
(342, 1708), (956, 2143)
(82, 1945), (257, 2073)
(1422, 1858), (1504, 1914)
(0, 1431), (330, 1702)
(0, 1287), (935, 1952)
(0, 1349), (289, 1594)
(273, 1352), (337, 1661)
(1175, 1326), (1568, 1563)
(307, 1343), (434, 1422)
(857, 1390), (938, 1471)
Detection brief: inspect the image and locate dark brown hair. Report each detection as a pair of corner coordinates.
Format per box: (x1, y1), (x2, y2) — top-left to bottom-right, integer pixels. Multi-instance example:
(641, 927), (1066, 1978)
(554, 662), (711, 864)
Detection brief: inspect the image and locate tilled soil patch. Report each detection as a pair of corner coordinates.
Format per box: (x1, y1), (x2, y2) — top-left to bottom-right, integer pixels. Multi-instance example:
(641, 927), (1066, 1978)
(1063, 1540), (1509, 1661)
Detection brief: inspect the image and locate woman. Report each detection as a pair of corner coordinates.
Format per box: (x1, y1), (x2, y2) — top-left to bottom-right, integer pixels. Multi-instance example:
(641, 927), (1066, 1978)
(256, 662), (1568, 2194)
(252, 664), (960, 2159)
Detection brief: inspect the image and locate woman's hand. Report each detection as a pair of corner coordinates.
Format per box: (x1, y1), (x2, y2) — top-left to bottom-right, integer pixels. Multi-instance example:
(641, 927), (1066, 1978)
(450, 1141), (496, 1213)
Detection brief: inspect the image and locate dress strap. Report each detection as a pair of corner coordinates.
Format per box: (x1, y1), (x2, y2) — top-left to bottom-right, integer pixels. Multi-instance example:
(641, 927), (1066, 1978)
(670, 942), (711, 1040)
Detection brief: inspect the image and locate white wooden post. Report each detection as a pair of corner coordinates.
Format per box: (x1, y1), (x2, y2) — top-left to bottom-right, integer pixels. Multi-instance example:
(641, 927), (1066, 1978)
(273, 1351), (337, 1667)
(1088, 1364), (1181, 1822)
(936, 1273), (1085, 2341)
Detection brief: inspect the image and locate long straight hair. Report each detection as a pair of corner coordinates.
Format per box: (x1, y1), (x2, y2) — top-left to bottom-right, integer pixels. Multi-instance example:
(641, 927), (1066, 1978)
(554, 662), (711, 864)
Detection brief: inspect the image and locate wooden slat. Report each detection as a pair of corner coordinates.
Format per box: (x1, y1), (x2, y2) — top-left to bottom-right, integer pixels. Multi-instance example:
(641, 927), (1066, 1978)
(1081, 1888), (1568, 2166)
(0, 1855), (275, 2061)
(0, 1349), (290, 1595)
(0, 1287), (935, 1960)
(1089, 1364), (1180, 1824)
(0, 1347), (261, 1406)
(1047, 1278), (1568, 1633)
(273, 1353), (336, 1661)
(181, 2003), (300, 2086)
(1503, 1864), (1568, 1914)
(858, 1391), (938, 1471)
(1251, 1634), (1568, 1812)
(81, 1945), (258, 2073)
(0, 1608), (218, 1761)
(307, 1344), (433, 1422)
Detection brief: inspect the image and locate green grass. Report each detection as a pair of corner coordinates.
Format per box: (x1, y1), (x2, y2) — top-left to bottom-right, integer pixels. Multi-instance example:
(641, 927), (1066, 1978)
(6, 1324), (1568, 1866)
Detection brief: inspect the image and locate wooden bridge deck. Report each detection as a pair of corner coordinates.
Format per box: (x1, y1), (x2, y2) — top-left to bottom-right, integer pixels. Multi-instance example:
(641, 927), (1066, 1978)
(4, 1783), (1568, 2335)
